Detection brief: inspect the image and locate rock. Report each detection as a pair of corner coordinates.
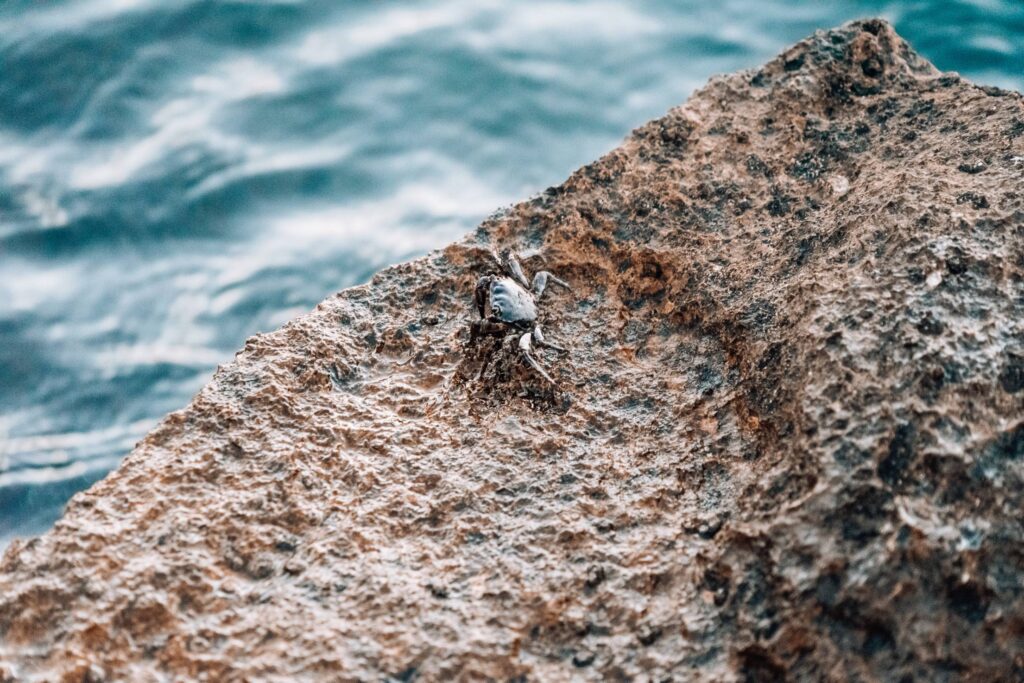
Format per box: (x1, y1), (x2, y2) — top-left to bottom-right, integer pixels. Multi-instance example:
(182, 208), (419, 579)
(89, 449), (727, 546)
(2, 18), (1023, 681)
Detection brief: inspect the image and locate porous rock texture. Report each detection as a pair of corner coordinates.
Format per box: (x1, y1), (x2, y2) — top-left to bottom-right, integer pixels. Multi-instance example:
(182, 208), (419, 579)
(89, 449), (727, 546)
(2, 19), (1024, 682)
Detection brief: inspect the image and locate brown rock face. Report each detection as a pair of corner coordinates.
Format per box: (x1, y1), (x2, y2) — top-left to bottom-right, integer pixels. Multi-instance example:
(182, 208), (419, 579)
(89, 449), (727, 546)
(3, 19), (1024, 681)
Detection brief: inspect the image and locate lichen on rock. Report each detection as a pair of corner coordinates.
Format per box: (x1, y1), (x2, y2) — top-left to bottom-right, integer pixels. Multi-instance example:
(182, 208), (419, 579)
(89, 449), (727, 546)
(2, 18), (1023, 681)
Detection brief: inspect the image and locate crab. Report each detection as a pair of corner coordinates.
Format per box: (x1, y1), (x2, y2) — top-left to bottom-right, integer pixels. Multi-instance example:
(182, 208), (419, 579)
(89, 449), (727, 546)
(469, 249), (571, 384)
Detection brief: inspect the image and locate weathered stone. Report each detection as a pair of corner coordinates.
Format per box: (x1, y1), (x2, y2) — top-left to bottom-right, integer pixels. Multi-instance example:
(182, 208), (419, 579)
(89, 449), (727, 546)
(2, 19), (1023, 681)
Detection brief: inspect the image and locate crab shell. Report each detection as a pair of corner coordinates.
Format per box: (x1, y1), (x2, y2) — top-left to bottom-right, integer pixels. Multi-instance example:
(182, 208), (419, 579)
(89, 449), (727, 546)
(489, 277), (537, 324)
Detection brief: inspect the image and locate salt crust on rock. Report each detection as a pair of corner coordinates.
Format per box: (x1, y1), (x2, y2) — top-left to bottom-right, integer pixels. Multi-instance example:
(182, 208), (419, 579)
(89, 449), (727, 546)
(2, 19), (1024, 682)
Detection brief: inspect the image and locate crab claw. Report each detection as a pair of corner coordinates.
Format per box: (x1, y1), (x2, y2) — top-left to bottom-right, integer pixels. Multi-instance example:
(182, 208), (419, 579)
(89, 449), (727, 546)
(547, 274), (571, 291)
(519, 332), (555, 385)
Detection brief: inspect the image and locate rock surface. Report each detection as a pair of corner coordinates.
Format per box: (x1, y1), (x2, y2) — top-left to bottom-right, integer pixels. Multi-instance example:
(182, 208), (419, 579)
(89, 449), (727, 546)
(2, 19), (1024, 682)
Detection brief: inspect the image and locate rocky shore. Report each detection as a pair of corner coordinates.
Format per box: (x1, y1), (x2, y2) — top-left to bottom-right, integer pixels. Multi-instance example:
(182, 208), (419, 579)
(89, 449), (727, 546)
(2, 19), (1023, 681)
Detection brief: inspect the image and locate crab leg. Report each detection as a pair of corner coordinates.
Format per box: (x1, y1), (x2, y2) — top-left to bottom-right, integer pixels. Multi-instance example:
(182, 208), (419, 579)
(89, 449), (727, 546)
(532, 325), (567, 353)
(531, 271), (571, 299)
(470, 318), (507, 344)
(474, 276), (494, 318)
(505, 252), (532, 289)
(519, 332), (555, 385)
(477, 344), (497, 379)
(487, 247), (532, 289)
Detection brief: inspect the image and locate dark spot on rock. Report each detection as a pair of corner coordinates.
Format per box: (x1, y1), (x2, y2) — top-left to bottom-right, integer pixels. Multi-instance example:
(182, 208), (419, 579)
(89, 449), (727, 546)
(851, 81), (882, 97)
(427, 582), (448, 599)
(833, 485), (893, 541)
(833, 442), (869, 469)
(868, 97), (901, 124)
(945, 248), (968, 275)
(572, 649), (596, 668)
(956, 192), (989, 209)
(918, 365), (945, 399)
(980, 85), (1011, 97)
(746, 154), (773, 178)
(274, 540), (296, 554)
(704, 565), (731, 606)
(632, 194), (657, 217)
(946, 579), (989, 623)
(916, 313), (944, 336)
(784, 54), (805, 72)
(698, 520), (722, 539)
(826, 225), (848, 248)
(991, 423), (1024, 461)
(957, 161), (986, 174)
(862, 19), (884, 35)
(738, 646), (786, 683)
(697, 364), (723, 396)
(998, 355), (1024, 393)
(642, 260), (664, 280)
(657, 118), (691, 149)
(637, 624), (662, 646)
(584, 565), (606, 590)
(789, 152), (827, 182)
(822, 599), (898, 660)
(392, 666), (418, 682)
(741, 300), (776, 334)
(972, 215), (1003, 232)
(861, 56), (884, 78)
(765, 190), (792, 217)
(613, 220), (656, 244)
(941, 359), (964, 385)
(1008, 119), (1024, 138)
(878, 423), (916, 487)
(862, 621), (895, 656)
(815, 572), (842, 607)
(796, 236), (819, 266)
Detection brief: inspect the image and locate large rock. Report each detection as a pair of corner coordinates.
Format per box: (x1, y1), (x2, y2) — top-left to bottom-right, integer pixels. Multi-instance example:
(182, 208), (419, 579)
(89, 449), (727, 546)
(2, 19), (1023, 681)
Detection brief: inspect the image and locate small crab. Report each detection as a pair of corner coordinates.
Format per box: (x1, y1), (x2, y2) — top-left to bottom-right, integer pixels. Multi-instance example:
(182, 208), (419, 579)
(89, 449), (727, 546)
(469, 249), (572, 384)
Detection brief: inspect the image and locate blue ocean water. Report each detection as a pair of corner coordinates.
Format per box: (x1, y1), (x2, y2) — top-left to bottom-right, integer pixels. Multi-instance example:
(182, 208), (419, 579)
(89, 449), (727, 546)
(0, 0), (1021, 547)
